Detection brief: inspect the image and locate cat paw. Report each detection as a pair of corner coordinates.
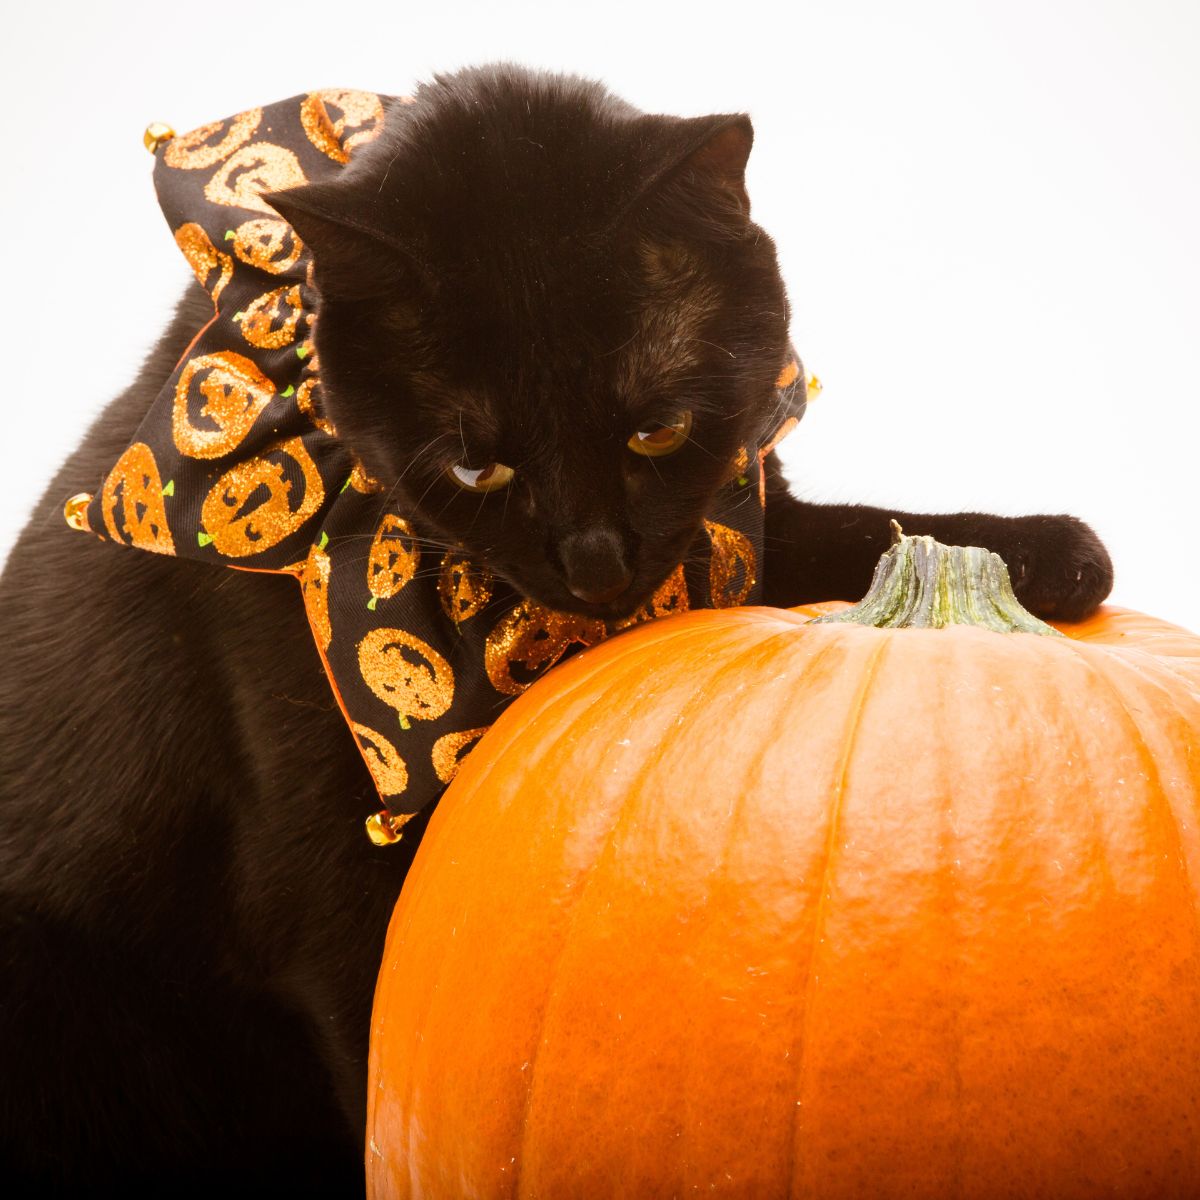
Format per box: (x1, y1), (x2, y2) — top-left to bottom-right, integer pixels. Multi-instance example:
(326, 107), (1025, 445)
(1000, 515), (1114, 623)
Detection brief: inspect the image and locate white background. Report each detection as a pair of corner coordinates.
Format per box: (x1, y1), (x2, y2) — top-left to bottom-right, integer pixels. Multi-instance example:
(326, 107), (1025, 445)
(3, 0), (1197, 630)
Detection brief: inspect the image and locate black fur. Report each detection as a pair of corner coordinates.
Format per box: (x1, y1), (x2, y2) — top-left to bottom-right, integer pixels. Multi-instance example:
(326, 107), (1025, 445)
(0, 62), (1112, 1194)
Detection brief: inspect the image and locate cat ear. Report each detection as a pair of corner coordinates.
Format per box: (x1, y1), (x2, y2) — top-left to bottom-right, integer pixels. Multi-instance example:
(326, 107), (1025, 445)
(263, 181), (432, 301)
(622, 113), (755, 238)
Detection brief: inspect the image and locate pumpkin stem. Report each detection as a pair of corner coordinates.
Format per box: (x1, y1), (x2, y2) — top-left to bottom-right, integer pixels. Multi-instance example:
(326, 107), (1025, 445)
(811, 523), (1064, 636)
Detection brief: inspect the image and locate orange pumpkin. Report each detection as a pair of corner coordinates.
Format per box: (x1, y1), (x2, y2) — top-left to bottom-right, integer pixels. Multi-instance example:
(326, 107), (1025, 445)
(366, 532), (1200, 1198)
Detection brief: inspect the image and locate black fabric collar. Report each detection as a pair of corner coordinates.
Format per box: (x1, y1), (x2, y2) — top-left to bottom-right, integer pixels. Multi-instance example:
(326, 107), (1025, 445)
(66, 90), (808, 843)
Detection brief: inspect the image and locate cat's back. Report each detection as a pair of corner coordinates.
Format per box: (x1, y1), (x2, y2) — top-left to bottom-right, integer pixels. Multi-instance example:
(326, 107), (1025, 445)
(0, 282), (374, 1187)
(0, 282), (310, 900)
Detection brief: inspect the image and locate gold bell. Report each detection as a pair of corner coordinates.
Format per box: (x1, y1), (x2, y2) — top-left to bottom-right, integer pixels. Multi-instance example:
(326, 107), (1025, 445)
(365, 808), (414, 846)
(143, 121), (175, 154)
(63, 492), (93, 533)
(805, 370), (823, 401)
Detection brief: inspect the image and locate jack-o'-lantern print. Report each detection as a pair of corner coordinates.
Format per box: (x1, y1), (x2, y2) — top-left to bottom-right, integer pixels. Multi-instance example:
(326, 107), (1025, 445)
(174, 224), (234, 303)
(199, 436), (324, 557)
(756, 415), (799, 506)
(347, 457), (382, 495)
(230, 218), (304, 275)
(300, 543), (332, 651)
(65, 86), (805, 846)
(758, 417), (797, 460)
(100, 442), (175, 555)
(368, 515), (420, 609)
(613, 563), (689, 630)
(484, 601), (607, 696)
(205, 143), (307, 215)
(352, 723), (409, 798)
(295, 377), (335, 437)
(300, 90), (385, 163)
(721, 445), (751, 489)
(431, 727), (490, 784)
(173, 351), (276, 459)
(239, 285), (304, 349)
(163, 107), (262, 170)
(438, 553), (494, 625)
(775, 358), (800, 390)
(705, 520), (756, 607)
(358, 628), (455, 729)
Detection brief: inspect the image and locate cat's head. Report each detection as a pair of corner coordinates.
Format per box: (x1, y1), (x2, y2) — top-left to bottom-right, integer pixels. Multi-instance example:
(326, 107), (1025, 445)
(267, 63), (792, 620)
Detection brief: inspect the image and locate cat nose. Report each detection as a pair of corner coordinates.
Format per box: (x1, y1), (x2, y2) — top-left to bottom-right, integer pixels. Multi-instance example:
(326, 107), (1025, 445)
(558, 527), (633, 605)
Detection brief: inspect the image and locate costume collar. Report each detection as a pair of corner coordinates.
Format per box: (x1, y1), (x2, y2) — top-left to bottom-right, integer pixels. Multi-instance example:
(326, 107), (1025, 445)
(65, 90), (814, 844)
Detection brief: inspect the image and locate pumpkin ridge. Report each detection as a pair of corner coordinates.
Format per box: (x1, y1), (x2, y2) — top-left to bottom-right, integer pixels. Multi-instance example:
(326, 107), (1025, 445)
(942, 791), (968, 1200)
(449, 616), (732, 802)
(1045, 644), (1200, 1185)
(1046, 634), (1121, 908)
(509, 701), (674, 1194)
(513, 619), (810, 1193)
(936, 634), (968, 1198)
(786, 635), (891, 1198)
(373, 616), (741, 1193)
(1057, 605), (1200, 652)
(675, 629), (850, 1184)
(945, 628), (1086, 1182)
(1067, 640), (1200, 925)
(1104, 641), (1200, 697)
(371, 622), (714, 1175)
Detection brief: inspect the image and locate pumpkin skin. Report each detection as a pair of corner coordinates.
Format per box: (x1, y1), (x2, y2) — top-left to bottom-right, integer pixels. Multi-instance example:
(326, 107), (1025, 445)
(366, 601), (1200, 1199)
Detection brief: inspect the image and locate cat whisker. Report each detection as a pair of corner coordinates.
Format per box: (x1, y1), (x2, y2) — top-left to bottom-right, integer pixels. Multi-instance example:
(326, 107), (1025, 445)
(599, 330), (639, 357)
(325, 529), (466, 553)
(681, 436), (719, 462)
(463, 491), (490, 535)
(689, 338), (735, 359)
(370, 433), (457, 516)
(408, 462), (455, 518)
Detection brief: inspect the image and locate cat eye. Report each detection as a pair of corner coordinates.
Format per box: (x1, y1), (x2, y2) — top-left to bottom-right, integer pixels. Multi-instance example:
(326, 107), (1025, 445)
(446, 462), (515, 493)
(627, 410), (693, 458)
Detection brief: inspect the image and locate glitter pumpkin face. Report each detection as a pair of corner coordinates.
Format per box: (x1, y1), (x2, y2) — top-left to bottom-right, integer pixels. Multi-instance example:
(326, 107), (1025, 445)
(484, 602), (607, 696)
(230, 217), (304, 275)
(71, 87), (811, 841)
(439, 554), (494, 625)
(352, 723), (410, 798)
(358, 628), (455, 726)
(721, 445), (751, 488)
(431, 727), (490, 784)
(612, 563), (690, 630)
(368, 516), (421, 605)
(174, 223), (234, 303)
(100, 442), (175, 555)
(347, 458), (382, 495)
(295, 378), (335, 437)
(300, 89), (386, 163)
(756, 415), (800, 506)
(199, 436), (325, 556)
(239, 285), (305, 349)
(704, 520), (757, 607)
(301, 543), (333, 652)
(204, 143), (307, 214)
(172, 351), (276, 459)
(163, 107), (262, 170)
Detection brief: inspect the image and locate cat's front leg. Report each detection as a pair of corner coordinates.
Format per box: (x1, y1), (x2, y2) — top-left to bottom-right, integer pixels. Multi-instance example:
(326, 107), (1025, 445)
(761, 452), (1114, 621)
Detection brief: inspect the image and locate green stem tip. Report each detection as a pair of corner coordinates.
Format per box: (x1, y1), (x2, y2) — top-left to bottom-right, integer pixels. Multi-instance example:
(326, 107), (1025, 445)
(811, 520), (1064, 637)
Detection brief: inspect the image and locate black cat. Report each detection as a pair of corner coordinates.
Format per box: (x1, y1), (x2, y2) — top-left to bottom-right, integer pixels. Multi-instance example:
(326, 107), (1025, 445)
(0, 62), (1112, 1195)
